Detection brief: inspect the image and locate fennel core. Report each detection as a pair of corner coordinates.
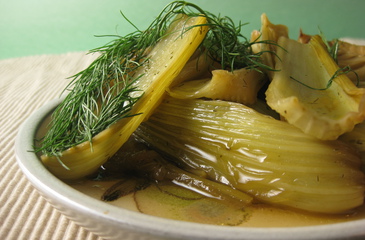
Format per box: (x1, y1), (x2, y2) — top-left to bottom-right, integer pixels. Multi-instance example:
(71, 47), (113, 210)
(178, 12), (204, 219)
(36, 1), (272, 180)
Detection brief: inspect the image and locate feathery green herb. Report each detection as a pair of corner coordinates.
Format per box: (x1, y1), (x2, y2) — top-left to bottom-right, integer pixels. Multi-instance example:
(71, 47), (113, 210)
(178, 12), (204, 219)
(36, 1), (273, 157)
(319, 29), (340, 63)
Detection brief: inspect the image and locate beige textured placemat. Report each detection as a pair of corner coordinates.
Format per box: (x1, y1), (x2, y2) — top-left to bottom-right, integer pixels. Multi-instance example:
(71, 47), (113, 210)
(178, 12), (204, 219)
(0, 52), (103, 240)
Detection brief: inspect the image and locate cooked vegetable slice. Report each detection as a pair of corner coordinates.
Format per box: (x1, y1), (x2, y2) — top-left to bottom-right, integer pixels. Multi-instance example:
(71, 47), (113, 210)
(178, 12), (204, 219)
(40, 15), (208, 180)
(299, 33), (365, 86)
(37, 0), (277, 180)
(168, 68), (267, 104)
(334, 40), (365, 86)
(170, 49), (214, 87)
(135, 97), (365, 214)
(99, 136), (253, 205)
(250, 13), (289, 77)
(266, 35), (365, 140)
(340, 121), (365, 170)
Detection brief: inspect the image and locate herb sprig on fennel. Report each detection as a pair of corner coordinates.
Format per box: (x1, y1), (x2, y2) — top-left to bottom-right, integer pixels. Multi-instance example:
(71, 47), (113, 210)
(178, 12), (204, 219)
(36, 1), (273, 158)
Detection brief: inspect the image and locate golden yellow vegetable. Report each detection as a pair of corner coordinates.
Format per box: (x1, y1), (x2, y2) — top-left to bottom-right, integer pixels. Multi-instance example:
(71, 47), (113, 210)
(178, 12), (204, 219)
(37, 1), (277, 180)
(168, 68), (267, 105)
(41, 15), (208, 180)
(298, 32), (365, 86)
(135, 97), (365, 214)
(340, 121), (365, 170)
(266, 35), (365, 140)
(170, 49), (214, 87)
(250, 13), (289, 77)
(335, 40), (365, 86)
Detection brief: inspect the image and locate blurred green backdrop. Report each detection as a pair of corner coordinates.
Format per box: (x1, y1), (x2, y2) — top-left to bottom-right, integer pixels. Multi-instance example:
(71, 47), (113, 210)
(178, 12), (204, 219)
(1, 0), (364, 59)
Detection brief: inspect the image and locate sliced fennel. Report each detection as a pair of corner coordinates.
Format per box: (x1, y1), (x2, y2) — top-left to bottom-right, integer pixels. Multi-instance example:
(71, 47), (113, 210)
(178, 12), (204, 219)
(41, 15), (208, 180)
(37, 0), (276, 180)
(335, 40), (365, 86)
(168, 68), (267, 105)
(100, 136), (253, 205)
(250, 13), (288, 78)
(340, 121), (365, 170)
(135, 97), (365, 214)
(266, 35), (365, 140)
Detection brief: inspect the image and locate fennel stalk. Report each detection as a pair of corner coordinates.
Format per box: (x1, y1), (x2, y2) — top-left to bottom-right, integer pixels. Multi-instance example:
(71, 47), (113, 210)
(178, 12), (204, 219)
(36, 1), (273, 179)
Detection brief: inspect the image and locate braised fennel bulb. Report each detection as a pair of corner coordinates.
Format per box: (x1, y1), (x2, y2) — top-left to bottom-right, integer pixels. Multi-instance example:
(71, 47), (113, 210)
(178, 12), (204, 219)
(250, 13), (289, 78)
(168, 68), (267, 105)
(335, 40), (365, 86)
(35, 1), (365, 216)
(135, 97), (365, 214)
(39, 14), (208, 180)
(266, 35), (365, 140)
(36, 1), (271, 180)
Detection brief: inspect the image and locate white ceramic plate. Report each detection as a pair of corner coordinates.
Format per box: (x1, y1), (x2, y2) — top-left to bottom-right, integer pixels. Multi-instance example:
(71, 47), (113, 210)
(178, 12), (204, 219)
(15, 38), (365, 240)
(15, 99), (365, 240)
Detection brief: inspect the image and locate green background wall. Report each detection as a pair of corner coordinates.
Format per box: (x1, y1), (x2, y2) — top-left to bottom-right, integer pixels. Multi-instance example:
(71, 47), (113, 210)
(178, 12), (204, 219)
(1, 0), (364, 59)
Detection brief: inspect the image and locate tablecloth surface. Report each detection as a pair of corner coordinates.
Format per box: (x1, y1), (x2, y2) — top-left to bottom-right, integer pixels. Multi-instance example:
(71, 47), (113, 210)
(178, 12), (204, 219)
(0, 52), (103, 240)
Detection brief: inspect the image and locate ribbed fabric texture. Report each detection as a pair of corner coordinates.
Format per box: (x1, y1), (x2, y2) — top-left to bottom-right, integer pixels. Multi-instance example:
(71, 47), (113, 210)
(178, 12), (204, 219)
(0, 53), (102, 240)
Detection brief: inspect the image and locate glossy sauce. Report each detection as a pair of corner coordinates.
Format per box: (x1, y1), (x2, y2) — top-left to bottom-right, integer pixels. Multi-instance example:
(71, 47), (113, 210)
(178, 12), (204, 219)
(66, 135), (365, 227)
(68, 177), (365, 227)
